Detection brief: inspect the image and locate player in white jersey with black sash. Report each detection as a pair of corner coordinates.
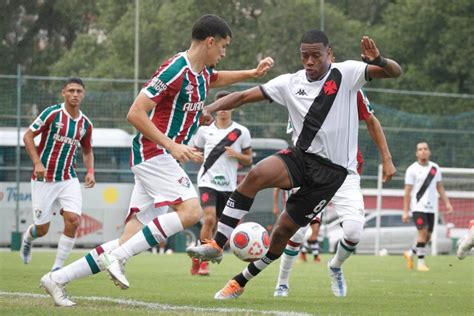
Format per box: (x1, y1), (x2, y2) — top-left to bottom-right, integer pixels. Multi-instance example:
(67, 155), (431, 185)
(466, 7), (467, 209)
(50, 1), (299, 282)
(20, 78), (95, 272)
(403, 142), (453, 271)
(187, 29), (402, 299)
(190, 90), (253, 275)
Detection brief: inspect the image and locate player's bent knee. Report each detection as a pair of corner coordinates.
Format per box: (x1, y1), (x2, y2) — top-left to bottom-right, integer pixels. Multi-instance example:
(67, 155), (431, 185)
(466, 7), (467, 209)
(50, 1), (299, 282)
(342, 220), (364, 244)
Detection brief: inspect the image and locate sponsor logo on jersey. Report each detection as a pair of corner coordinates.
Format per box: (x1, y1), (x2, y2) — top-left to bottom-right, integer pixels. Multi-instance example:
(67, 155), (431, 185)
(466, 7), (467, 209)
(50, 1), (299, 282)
(211, 175), (230, 186)
(79, 127), (86, 138)
(177, 176), (191, 188)
(185, 84), (194, 95)
(55, 121), (64, 130)
(34, 118), (45, 128)
(182, 101), (204, 112)
(295, 88), (307, 96)
(150, 77), (168, 94)
(53, 133), (80, 146)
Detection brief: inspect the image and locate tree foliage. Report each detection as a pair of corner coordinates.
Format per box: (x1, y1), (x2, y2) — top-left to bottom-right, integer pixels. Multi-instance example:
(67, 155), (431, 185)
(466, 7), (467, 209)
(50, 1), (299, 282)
(1, 0), (473, 114)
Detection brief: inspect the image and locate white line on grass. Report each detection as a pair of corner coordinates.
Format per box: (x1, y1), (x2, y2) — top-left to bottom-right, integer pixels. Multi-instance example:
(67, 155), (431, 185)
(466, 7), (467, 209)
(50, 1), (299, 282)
(0, 291), (311, 316)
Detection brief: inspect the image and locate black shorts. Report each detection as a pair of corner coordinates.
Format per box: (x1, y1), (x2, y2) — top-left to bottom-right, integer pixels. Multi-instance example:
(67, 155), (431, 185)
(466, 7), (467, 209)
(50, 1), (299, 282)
(275, 147), (347, 227)
(412, 212), (435, 232)
(198, 187), (232, 219)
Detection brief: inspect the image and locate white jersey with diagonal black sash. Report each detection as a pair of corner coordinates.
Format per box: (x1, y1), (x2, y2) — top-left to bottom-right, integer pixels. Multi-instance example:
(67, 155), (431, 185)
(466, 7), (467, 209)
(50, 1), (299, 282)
(405, 161), (442, 214)
(193, 121), (251, 191)
(261, 61), (368, 173)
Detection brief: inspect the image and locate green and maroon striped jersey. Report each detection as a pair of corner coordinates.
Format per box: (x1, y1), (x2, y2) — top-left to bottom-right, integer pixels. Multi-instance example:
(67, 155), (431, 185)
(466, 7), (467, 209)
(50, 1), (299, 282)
(130, 51), (218, 166)
(29, 103), (93, 182)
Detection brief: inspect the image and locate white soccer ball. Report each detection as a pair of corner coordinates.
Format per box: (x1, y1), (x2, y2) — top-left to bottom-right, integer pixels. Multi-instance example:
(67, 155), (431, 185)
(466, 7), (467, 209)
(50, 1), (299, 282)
(230, 222), (270, 262)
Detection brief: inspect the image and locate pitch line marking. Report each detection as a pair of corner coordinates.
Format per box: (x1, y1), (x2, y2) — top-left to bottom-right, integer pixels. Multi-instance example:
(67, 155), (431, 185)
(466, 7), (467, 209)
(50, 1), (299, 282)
(0, 291), (311, 316)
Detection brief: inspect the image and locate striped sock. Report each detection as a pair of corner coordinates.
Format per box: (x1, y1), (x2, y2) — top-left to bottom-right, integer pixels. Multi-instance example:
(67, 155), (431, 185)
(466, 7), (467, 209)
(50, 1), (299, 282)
(276, 240), (301, 287)
(51, 239), (119, 284)
(111, 212), (183, 261)
(215, 190), (254, 248)
(308, 239), (320, 257)
(234, 252), (280, 287)
(416, 242), (426, 265)
(329, 239), (357, 268)
(52, 234), (75, 270)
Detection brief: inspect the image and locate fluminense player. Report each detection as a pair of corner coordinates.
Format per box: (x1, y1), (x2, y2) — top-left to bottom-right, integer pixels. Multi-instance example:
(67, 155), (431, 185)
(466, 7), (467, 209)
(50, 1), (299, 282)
(190, 90), (253, 276)
(274, 89), (395, 297)
(21, 78), (95, 271)
(403, 142), (453, 271)
(40, 14), (273, 307)
(187, 29), (401, 299)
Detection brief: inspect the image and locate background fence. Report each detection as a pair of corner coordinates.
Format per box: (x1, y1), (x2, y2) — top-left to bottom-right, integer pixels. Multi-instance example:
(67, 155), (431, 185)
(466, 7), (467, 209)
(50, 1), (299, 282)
(1, 72), (473, 250)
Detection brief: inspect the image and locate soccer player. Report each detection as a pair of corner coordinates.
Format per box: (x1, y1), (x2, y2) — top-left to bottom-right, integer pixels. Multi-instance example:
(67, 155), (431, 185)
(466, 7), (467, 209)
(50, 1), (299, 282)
(187, 29), (401, 299)
(40, 14), (273, 307)
(20, 78), (95, 271)
(402, 142), (453, 271)
(274, 89), (395, 297)
(190, 90), (253, 276)
(457, 219), (474, 260)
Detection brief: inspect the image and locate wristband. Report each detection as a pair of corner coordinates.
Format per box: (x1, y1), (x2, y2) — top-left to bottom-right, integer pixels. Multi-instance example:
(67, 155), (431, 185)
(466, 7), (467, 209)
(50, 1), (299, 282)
(87, 168), (95, 174)
(363, 54), (387, 68)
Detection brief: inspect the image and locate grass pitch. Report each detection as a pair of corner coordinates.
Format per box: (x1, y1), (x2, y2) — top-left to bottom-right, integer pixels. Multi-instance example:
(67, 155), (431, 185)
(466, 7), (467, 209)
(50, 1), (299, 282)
(0, 250), (472, 315)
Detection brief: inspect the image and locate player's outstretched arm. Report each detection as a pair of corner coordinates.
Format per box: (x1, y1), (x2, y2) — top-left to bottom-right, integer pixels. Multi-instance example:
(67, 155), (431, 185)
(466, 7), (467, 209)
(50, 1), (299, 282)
(365, 114), (396, 182)
(210, 57), (274, 88)
(360, 36), (402, 79)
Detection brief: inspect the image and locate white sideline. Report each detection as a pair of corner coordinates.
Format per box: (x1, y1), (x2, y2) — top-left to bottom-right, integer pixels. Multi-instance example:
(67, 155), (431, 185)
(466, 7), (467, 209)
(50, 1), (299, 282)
(0, 291), (310, 316)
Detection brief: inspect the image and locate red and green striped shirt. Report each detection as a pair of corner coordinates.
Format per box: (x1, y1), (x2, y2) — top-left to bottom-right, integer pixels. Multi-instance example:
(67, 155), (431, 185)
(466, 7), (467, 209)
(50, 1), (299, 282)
(130, 51), (218, 166)
(29, 103), (93, 182)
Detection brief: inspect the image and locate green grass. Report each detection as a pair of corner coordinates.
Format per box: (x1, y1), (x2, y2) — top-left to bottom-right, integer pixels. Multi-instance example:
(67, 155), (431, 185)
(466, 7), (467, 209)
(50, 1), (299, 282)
(0, 251), (473, 315)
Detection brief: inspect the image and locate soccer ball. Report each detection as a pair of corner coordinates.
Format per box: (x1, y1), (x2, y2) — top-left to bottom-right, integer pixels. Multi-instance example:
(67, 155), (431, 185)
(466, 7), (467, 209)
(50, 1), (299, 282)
(230, 222), (270, 262)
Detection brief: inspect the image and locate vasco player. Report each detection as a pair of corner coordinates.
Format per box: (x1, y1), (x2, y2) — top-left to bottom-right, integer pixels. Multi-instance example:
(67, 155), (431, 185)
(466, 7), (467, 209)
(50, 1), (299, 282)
(187, 29), (401, 299)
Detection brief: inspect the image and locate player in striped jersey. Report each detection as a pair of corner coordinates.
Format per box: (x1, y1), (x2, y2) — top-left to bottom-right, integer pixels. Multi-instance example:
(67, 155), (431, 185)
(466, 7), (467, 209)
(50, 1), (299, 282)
(187, 29), (401, 299)
(21, 78), (95, 274)
(40, 15), (273, 306)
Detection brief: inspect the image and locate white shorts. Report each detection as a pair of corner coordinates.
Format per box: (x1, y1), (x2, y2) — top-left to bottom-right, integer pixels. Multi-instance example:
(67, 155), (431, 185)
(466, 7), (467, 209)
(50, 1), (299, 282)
(31, 178), (82, 225)
(331, 174), (365, 224)
(125, 154), (198, 225)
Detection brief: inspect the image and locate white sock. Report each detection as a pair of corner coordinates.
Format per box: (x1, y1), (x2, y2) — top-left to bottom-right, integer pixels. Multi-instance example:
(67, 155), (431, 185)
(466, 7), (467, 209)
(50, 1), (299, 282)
(24, 225), (36, 242)
(112, 212), (183, 261)
(52, 234), (75, 270)
(51, 239), (120, 284)
(276, 243), (300, 287)
(329, 239), (356, 268)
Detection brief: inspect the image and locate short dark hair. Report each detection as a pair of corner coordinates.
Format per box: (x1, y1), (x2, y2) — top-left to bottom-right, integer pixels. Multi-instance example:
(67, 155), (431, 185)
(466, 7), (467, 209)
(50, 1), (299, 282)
(192, 14), (232, 41)
(300, 29), (329, 46)
(215, 90), (231, 101)
(63, 77), (85, 89)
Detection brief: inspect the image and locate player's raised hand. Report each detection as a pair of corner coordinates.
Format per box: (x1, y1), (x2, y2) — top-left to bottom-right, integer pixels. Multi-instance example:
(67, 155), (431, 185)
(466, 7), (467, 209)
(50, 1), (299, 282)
(382, 159), (396, 183)
(34, 162), (46, 181)
(253, 57), (274, 78)
(84, 172), (96, 188)
(360, 36), (381, 64)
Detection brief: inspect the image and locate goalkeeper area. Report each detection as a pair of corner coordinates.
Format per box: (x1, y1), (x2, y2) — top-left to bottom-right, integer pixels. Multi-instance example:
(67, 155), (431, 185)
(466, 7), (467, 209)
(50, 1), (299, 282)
(0, 252), (472, 315)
